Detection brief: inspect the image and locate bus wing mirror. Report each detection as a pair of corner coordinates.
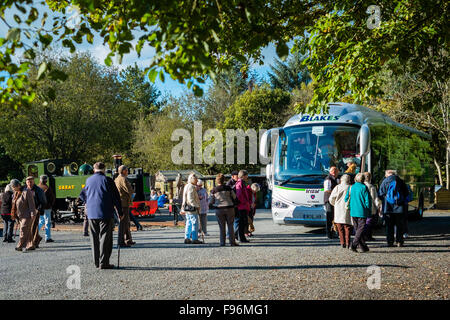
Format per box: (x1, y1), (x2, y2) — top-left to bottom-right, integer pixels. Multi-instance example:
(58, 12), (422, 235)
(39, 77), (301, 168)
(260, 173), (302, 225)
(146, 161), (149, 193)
(259, 130), (271, 159)
(259, 128), (280, 160)
(359, 124), (370, 156)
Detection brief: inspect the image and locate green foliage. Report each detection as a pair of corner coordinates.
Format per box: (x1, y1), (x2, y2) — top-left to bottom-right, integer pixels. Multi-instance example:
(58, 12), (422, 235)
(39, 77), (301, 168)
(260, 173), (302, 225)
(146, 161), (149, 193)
(221, 87), (291, 131)
(297, 0), (449, 110)
(120, 64), (161, 116)
(0, 144), (23, 181)
(268, 51), (311, 92)
(0, 52), (138, 164)
(131, 113), (191, 173)
(1, 1), (447, 113)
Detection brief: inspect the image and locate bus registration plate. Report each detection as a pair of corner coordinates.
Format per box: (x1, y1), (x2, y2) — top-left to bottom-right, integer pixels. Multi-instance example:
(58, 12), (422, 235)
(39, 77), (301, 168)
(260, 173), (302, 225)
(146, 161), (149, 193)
(303, 214), (321, 220)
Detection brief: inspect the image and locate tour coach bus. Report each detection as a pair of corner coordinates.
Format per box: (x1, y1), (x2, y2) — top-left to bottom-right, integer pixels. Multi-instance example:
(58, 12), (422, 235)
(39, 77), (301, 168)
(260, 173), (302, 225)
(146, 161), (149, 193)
(259, 102), (434, 226)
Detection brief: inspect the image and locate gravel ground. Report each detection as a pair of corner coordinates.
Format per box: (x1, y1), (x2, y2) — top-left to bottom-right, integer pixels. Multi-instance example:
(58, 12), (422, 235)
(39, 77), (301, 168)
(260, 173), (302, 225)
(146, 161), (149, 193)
(0, 209), (448, 300)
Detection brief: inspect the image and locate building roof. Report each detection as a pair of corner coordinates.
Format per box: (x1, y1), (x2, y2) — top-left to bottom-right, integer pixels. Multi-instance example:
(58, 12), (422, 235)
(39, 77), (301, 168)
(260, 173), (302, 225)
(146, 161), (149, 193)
(155, 170), (204, 182)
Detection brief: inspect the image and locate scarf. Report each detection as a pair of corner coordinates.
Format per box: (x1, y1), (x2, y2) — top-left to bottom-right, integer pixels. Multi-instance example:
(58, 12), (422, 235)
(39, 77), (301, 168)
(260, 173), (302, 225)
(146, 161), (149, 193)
(11, 190), (22, 220)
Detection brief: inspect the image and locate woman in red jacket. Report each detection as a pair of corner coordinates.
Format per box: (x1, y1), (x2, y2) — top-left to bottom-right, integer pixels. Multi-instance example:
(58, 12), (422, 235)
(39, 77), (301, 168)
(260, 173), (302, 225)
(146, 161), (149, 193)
(235, 170), (251, 243)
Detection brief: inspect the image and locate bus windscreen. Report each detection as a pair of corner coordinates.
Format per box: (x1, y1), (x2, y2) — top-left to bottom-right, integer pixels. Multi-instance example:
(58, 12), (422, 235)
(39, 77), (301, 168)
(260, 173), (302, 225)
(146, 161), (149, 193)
(275, 124), (361, 182)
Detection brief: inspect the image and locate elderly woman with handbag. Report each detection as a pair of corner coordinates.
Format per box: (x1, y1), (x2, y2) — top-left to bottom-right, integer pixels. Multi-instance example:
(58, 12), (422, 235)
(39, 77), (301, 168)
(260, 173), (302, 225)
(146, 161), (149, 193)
(10, 179), (37, 252)
(329, 174), (353, 248)
(181, 173), (202, 244)
(345, 173), (372, 253)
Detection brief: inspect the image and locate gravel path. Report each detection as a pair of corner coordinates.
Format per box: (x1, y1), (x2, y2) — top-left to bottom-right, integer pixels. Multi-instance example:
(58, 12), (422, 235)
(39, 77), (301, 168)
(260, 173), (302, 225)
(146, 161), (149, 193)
(0, 210), (448, 300)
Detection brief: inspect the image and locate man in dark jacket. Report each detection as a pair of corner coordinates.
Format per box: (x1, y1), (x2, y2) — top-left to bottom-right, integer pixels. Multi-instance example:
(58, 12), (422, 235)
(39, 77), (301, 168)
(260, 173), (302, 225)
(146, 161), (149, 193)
(38, 175), (56, 243)
(79, 162), (122, 269)
(24, 176), (47, 248)
(378, 170), (409, 247)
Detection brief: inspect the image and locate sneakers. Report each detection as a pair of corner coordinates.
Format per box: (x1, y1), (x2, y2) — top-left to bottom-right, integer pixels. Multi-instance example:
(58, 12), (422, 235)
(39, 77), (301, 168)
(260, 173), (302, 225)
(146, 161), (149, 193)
(397, 242), (405, 247)
(192, 240), (203, 244)
(100, 264), (115, 269)
(184, 238), (192, 244)
(45, 239), (54, 243)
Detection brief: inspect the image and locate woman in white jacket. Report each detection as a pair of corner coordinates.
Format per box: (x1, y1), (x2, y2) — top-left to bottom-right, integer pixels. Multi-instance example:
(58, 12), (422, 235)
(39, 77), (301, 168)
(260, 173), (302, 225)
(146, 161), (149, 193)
(181, 173), (202, 244)
(329, 174), (353, 248)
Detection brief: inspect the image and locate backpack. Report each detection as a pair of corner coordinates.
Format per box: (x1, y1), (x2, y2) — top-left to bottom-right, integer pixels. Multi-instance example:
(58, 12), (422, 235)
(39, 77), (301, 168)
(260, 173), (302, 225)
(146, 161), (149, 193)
(386, 179), (405, 205)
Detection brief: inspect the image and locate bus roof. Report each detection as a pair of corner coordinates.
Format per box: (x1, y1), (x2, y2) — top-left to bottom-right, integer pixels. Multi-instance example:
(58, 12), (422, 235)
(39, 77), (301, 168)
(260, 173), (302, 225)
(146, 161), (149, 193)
(284, 102), (430, 139)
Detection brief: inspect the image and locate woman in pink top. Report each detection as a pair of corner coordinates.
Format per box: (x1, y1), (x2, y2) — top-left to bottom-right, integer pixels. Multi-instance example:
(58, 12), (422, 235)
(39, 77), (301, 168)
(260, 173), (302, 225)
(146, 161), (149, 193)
(235, 170), (251, 243)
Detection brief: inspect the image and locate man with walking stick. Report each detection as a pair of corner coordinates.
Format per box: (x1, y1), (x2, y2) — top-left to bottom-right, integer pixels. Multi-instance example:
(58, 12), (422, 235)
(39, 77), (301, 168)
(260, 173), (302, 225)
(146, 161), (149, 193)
(79, 162), (122, 269)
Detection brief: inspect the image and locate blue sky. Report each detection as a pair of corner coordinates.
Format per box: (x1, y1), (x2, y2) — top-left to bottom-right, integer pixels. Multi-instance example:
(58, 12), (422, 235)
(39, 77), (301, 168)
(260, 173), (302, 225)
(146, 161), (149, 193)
(0, 4), (281, 98)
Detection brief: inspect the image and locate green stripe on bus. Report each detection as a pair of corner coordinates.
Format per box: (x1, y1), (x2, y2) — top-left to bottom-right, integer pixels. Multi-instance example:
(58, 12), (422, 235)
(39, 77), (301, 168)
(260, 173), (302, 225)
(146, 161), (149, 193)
(275, 186), (324, 191)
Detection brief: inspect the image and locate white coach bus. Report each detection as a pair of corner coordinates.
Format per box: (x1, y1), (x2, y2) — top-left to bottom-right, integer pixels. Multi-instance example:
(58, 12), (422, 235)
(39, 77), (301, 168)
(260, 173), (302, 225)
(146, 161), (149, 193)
(259, 102), (434, 226)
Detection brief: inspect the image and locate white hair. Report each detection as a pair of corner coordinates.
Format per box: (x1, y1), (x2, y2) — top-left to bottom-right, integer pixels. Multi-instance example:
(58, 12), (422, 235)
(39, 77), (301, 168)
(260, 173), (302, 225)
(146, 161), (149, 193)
(385, 169), (397, 177)
(5, 184), (14, 192)
(197, 179), (204, 186)
(340, 174), (351, 185)
(355, 173), (365, 183)
(9, 179), (21, 188)
(251, 183), (260, 192)
(188, 173), (197, 184)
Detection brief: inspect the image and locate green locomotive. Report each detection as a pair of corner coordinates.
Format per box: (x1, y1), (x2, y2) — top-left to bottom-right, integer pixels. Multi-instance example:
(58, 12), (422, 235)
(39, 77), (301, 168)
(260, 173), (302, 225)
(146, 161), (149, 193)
(23, 157), (152, 222)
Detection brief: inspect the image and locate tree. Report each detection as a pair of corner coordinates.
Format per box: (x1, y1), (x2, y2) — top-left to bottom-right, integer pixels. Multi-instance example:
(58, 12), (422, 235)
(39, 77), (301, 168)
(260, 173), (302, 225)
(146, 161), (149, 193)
(0, 1), (447, 113)
(0, 144), (23, 183)
(131, 112), (192, 173)
(0, 52), (138, 164)
(201, 60), (252, 127)
(268, 51), (311, 91)
(376, 62), (450, 189)
(120, 64), (161, 116)
(299, 1), (449, 109)
(218, 86), (291, 173)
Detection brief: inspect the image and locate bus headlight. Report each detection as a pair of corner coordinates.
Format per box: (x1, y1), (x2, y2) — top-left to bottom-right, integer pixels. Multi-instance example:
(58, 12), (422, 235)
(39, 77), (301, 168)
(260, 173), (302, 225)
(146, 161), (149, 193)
(272, 200), (289, 209)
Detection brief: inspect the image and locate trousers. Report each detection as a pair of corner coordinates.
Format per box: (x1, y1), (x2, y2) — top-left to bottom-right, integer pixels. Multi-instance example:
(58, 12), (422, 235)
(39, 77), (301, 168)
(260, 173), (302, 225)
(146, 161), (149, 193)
(119, 206), (132, 245)
(336, 223), (352, 247)
(384, 212), (405, 244)
(184, 213), (199, 240)
(2, 215), (15, 241)
(30, 213), (42, 247)
(352, 217), (367, 249)
(88, 218), (114, 267)
(38, 209), (52, 241)
(216, 207), (235, 246)
(17, 217), (33, 249)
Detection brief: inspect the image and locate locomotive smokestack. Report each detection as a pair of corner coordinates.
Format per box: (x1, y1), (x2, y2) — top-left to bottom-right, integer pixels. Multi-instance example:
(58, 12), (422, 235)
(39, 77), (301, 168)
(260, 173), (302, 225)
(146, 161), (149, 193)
(112, 154), (122, 179)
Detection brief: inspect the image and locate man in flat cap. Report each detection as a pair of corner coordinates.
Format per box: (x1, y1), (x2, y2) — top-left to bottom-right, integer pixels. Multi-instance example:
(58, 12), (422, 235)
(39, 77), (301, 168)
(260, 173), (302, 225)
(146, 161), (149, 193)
(79, 162), (122, 269)
(114, 165), (135, 247)
(24, 176), (47, 248)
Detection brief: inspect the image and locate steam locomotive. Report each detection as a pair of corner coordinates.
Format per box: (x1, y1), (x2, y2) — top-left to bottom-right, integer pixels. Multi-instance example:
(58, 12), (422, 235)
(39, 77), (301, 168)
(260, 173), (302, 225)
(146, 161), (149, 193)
(23, 156), (152, 223)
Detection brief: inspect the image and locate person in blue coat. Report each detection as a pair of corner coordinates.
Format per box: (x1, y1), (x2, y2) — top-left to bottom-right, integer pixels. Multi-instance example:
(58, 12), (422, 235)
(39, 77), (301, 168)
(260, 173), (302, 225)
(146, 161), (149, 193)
(378, 169), (409, 247)
(79, 162), (122, 269)
(345, 173), (372, 252)
(157, 191), (168, 208)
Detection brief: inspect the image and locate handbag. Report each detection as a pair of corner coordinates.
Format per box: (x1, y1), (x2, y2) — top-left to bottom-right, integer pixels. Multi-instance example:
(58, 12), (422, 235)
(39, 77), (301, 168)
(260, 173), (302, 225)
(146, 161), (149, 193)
(344, 186), (351, 214)
(181, 186), (197, 212)
(183, 203), (196, 212)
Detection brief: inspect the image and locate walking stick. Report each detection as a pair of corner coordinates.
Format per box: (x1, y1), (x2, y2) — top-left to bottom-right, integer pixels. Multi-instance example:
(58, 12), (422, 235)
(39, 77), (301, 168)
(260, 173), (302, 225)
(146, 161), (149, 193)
(116, 209), (122, 269)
